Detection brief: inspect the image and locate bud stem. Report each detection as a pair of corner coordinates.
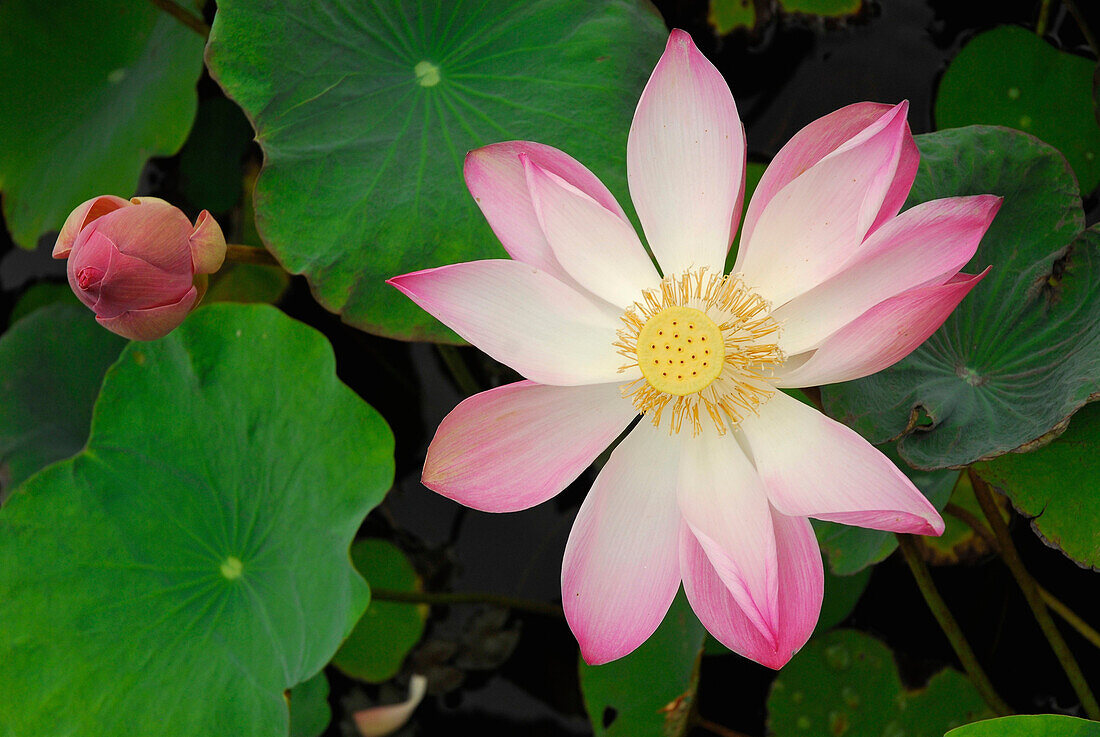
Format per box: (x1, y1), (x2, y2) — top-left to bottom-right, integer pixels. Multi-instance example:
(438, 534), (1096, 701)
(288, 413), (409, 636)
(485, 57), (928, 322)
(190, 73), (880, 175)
(147, 0), (209, 37)
(225, 244), (281, 268)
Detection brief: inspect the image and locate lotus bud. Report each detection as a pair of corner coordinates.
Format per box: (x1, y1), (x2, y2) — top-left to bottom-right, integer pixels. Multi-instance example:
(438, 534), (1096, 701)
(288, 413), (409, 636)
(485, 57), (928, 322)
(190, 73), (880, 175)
(52, 196), (226, 340)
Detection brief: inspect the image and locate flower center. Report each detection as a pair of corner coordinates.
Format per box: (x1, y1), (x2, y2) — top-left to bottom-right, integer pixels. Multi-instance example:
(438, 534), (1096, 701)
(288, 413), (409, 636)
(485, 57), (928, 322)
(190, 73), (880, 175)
(636, 306), (724, 396)
(616, 269), (785, 436)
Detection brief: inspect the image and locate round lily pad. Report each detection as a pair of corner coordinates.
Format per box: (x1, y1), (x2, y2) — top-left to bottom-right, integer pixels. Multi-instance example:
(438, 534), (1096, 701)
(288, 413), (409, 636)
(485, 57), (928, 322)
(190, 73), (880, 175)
(936, 25), (1100, 194)
(333, 539), (427, 683)
(822, 126), (1098, 470)
(947, 714), (1100, 737)
(289, 671), (332, 737)
(580, 592), (705, 737)
(0, 0), (204, 249)
(767, 629), (991, 737)
(0, 303), (395, 736)
(0, 304), (125, 499)
(973, 400), (1100, 568)
(206, 0), (667, 342)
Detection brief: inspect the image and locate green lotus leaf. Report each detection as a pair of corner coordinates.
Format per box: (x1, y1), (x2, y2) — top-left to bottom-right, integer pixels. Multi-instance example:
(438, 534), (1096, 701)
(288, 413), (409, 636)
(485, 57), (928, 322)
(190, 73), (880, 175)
(289, 671), (332, 737)
(333, 538), (427, 683)
(0, 303), (395, 737)
(580, 591), (705, 737)
(779, 0), (861, 16)
(946, 714), (1100, 737)
(973, 400), (1100, 568)
(822, 126), (1097, 470)
(205, 0), (667, 341)
(0, 304), (125, 499)
(936, 25), (1100, 194)
(709, 0), (756, 34)
(0, 0), (204, 249)
(768, 629), (991, 737)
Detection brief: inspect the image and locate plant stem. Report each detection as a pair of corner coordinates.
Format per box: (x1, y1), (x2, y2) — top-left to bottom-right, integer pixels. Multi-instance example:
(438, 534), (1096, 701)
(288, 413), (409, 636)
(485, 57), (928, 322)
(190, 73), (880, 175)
(436, 345), (481, 396)
(1063, 0), (1100, 58)
(147, 0), (209, 37)
(695, 717), (752, 737)
(944, 502), (1100, 650)
(1036, 0), (1053, 35)
(895, 533), (1013, 716)
(970, 472), (1100, 718)
(225, 244), (281, 267)
(370, 587), (565, 619)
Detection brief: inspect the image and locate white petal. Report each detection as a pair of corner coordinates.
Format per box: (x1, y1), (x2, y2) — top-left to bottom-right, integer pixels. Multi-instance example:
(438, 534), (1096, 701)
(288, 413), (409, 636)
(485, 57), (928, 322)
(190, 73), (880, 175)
(389, 260), (630, 385)
(562, 420), (682, 664)
(627, 29), (746, 276)
(524, 156), (659, 307)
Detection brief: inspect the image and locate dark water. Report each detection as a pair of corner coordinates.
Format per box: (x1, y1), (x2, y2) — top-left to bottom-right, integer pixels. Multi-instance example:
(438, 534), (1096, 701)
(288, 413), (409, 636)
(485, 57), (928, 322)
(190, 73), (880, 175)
(2, 1), (1098, 735)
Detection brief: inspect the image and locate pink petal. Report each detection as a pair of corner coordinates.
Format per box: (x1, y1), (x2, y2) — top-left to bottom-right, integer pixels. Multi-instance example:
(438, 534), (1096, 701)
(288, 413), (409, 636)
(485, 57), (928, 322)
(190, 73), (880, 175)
(676, 428), (779, 647)
(740, 391), (944, 534)
(189, 210), (227, 275)
(772, 195), (1001, 354)
(353, 674), (427, 737)
(523, 155), (659, 307)
(627, 29), (746, 276)
(93, 200), (194, 274)
(69, 229), (194, 317)
(738, 102), (918, 252)
(52, 195), (131, 259)
(562, 420), (682, 665)
(680, 510), (822, 670)
(388, 260), (628, 386)
(774, 269), (989, 388)
(96, 286), (198, 341)
(464, 141), (629, 289)
(736, 103), (910, 306)
(423, 380), (637, 512)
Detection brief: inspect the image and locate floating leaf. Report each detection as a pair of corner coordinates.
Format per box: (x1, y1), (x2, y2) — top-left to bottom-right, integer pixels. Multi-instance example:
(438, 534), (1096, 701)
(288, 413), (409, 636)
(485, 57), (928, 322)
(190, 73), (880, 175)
(946, 714), (1100, 737)
(580, 591), (705, 737)
(779, 0), (861, 16)
(936, 26), (1100, 194)
(7, 282), (80, 326)
(815, 443), (958, 575)
(0, 304), (395, 736)
(289, 671), (332, 737)
(206, 0), (667, 341)
(0, 0), (204, 249)
(709, 0), (756, 34)
(973, 400), (1100, 568)
(206, 263), (290, 305)
(767, 629), (990, 737)
(333, 539), (427, 683)
(822, 127), (1097, 470)
(0, 304), (125, 498)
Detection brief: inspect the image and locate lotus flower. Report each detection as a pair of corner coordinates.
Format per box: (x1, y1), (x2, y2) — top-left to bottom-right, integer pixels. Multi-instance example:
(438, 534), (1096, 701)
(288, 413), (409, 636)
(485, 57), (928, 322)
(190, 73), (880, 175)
(53, 195), (226, 341)
(389, 30), (998, 668)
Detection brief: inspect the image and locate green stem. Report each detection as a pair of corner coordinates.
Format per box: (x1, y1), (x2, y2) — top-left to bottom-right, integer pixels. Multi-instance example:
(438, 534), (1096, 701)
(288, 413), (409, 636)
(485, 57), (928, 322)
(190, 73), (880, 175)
(225, 244), (281, 267)
(436, 345), (481, 396)
(945, 502), (1100, 651)
(695, 717), (752, 737)
(370, 587), (565, 619)
(147, 0), (209, 37)
(896, 533), (1013, 716)
(1036, 0), (1053, 36)
(1063, 0), (1100, 58)
(970, 471), (1100, 719)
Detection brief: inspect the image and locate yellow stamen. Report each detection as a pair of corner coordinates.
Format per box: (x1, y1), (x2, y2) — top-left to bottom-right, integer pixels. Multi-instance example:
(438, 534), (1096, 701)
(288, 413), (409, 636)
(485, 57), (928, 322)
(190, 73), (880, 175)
(615, 269), (784, 436)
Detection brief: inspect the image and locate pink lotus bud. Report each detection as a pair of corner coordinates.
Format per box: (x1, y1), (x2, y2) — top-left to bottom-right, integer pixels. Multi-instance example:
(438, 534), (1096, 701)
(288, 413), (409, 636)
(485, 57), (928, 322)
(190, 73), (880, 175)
(52, 196), (227, 341)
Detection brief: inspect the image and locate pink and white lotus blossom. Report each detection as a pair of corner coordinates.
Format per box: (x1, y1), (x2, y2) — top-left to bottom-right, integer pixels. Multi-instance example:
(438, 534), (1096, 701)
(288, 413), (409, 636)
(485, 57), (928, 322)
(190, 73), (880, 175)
(389, 30), (998, 668)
